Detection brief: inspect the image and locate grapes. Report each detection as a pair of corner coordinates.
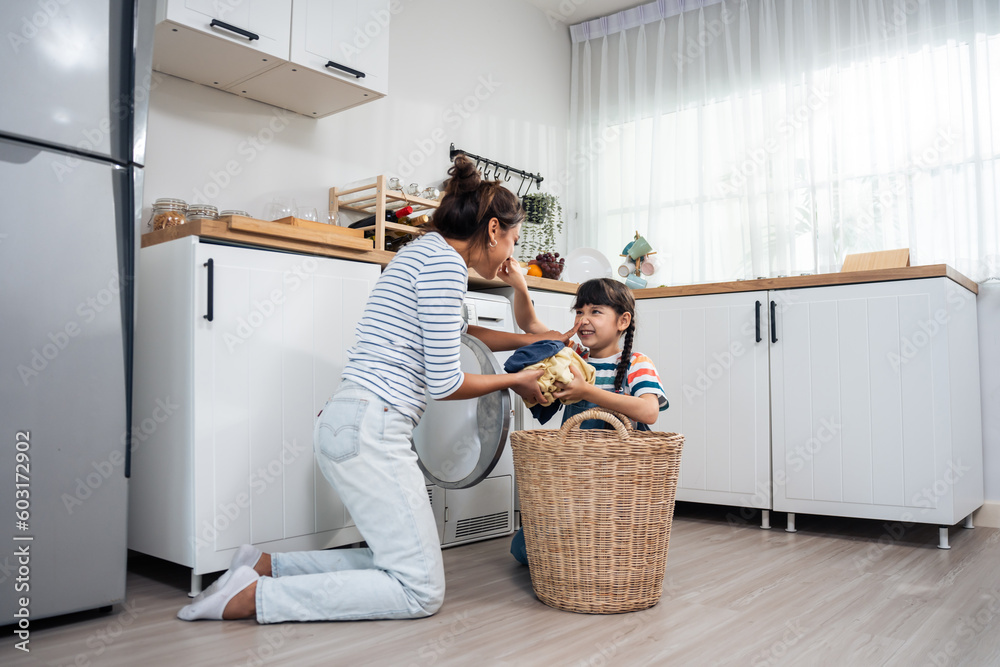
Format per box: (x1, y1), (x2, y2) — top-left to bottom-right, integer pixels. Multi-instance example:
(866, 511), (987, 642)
(532, 253), (565, 280)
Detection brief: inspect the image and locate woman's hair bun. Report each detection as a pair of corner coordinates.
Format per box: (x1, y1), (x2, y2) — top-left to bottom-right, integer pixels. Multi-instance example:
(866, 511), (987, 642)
(446, 155), (482, 194)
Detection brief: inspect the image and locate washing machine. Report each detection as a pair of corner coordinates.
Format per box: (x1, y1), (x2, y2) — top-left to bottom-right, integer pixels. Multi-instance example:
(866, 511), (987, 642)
(411, 292), (516, 548)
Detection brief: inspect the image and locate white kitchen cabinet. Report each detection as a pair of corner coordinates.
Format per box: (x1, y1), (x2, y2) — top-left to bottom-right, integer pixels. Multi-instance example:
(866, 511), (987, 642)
(635, 292), (771, 519)
(153, 0), (389, 117)
(153, 0), (291, 89)
(769, 277), (983, 532)
(129, 238), (379, 593)
(291, 0), (390, 96)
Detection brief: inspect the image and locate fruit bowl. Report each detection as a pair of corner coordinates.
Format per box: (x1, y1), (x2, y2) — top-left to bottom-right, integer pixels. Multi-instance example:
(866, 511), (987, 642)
(528, 252), (564, 280)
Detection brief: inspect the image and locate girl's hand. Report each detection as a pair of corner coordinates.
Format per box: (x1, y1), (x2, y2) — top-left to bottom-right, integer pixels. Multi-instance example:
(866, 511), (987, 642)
(551, 365), (593, 404)
(510, 367), (548, 405)
(496, 257), (528, 293)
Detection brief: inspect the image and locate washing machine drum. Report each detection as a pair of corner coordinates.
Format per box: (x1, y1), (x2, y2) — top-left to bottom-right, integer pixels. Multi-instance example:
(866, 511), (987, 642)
(411, 333), (511, 489)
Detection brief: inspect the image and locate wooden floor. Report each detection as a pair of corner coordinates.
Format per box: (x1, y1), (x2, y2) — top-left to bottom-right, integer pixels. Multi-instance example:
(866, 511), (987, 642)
(6, 504), (1000, 667)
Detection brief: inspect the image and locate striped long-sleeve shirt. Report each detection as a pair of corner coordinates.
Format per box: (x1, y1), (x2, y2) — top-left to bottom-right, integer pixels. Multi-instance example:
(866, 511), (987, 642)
(343, 232), (468, 423)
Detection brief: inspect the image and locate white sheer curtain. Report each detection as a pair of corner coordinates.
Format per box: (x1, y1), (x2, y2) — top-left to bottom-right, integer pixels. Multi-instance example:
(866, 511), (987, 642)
(567, 0), (1000, 285)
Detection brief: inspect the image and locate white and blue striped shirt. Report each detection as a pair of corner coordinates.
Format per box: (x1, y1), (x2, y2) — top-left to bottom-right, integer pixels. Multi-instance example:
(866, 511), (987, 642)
(343, 232), (468, 423)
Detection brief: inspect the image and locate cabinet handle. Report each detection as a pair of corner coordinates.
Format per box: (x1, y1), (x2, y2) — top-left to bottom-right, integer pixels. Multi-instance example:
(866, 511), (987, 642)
(770, 300), (777, 343)
(325, 60), (366, 79)
(755, 300), (762, 343)
(209, 19), (259, 42)
(204, 259), (214, 322)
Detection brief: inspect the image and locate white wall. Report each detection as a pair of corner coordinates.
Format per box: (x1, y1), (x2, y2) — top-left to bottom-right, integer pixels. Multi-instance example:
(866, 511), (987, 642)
(143, 0), (571, 248)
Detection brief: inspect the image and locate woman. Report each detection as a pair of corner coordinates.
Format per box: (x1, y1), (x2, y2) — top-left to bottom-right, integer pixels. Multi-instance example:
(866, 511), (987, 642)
(178, 156), (572, 622)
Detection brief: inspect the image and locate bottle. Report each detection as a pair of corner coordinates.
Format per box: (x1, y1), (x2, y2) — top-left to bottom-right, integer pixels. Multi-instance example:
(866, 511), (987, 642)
(348, 206), (414, 229)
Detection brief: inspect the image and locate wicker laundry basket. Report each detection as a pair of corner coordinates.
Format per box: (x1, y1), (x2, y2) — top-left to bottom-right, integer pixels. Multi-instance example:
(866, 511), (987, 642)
(511, 409), (684, 614)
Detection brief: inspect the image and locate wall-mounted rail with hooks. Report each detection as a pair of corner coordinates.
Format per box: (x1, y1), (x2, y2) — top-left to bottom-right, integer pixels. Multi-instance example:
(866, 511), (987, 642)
(449, 143), (544, 196)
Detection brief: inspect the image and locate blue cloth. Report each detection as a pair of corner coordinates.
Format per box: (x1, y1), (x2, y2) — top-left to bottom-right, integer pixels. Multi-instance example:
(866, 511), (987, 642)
(503, 340), (566, 425)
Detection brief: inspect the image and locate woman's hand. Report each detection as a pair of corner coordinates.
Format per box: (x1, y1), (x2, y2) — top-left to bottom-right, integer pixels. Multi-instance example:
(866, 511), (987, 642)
(551, 365), (594, 404)
(509, 367), (548, 405)
(496, 257), (528, 293)
(530, 323), (580, 348)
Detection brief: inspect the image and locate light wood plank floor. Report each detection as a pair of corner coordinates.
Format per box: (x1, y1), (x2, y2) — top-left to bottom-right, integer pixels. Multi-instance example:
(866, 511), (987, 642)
(6, 504), (1000, 667)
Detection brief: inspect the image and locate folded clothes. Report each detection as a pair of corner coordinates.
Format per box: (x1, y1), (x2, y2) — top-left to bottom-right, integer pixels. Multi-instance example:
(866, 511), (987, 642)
(504, 341), (596, 425)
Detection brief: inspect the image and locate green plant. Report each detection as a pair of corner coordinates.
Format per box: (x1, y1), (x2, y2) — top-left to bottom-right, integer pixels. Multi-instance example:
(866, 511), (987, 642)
(519, 192), (563, 261)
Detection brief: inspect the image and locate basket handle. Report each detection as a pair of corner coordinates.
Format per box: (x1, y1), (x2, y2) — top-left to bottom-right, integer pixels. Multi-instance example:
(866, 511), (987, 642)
(558, 409), (631, 442)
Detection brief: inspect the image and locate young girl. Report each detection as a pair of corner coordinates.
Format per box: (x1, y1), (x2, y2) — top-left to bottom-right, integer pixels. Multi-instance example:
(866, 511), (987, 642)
(178, 156), (573, 623)
(508, 277), (669, 564)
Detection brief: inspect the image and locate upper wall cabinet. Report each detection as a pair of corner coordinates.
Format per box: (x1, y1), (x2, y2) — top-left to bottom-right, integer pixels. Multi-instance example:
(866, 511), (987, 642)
(153, 0), (389, 118)
(292, 0), (390, 97)
(153, 0), (291, 89)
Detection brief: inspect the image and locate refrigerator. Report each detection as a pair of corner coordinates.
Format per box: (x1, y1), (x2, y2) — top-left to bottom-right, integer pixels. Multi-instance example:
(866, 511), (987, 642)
(0, 0), (155, 621)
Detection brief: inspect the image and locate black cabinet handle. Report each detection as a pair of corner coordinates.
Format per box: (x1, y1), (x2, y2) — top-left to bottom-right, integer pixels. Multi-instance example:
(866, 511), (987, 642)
(325, 60), (366, 79)
(770, 300), (777, 343)
(755, 300), (762, 343)
(204, 259), (214, 322)
(210, 19), (259, 42)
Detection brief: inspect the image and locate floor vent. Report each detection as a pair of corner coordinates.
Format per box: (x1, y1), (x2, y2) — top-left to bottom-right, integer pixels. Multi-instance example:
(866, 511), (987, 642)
(455, 512), (509, 539)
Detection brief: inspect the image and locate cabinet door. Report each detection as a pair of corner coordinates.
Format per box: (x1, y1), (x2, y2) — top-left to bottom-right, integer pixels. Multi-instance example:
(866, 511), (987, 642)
(165, 0), (292, 59)
(634, 292), (771, 510)
(192, 245), (377, 564)
(291, 0), (390, 97)
(154, 0), (290, 90)
(519, 290), (576, 431)
(769, 278), (977, 523)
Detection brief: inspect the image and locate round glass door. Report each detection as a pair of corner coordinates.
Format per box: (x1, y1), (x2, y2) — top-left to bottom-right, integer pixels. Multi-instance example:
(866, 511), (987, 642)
(411, 334), (511, 489)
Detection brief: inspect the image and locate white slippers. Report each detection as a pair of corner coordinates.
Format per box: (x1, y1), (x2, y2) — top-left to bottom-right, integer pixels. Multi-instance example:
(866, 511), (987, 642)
(177, 565), (259, 621)
(192, 544), (263, 602)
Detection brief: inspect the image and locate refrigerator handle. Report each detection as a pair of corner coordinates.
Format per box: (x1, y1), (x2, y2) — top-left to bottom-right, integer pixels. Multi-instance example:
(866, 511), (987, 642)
(204, 259), (214, 322)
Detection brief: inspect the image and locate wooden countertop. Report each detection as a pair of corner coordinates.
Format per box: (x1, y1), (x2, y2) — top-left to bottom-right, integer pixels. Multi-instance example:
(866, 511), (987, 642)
(633, 264), (978, 297)
(140, 221), (576, 293)
(141, 224), (976, 296)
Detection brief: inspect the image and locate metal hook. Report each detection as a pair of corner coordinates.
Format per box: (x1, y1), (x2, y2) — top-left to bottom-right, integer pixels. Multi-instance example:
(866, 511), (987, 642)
(504, 167), (512, 182)
(516, 174), (528, 197)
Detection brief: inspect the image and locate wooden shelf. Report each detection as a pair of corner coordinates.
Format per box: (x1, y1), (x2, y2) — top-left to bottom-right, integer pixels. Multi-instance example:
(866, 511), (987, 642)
(330, 175), (440, 251)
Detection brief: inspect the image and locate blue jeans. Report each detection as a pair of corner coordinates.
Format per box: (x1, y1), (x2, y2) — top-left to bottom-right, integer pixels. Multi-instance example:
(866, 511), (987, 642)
(255, 380), (445, 622)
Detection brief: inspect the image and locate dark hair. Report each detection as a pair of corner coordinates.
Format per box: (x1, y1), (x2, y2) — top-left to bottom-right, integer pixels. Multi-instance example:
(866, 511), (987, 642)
(572, 278), (636, 393)
(431, 155), (524, 250)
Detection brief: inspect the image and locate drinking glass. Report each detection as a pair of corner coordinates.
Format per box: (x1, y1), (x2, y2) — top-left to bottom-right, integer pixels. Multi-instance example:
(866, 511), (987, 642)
(266, 197), (296, 221)
(296, 207), (319, 222)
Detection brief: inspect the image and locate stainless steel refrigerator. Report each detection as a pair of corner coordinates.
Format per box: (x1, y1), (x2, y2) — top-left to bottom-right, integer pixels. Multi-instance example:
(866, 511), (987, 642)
(0, 0), (155, 621)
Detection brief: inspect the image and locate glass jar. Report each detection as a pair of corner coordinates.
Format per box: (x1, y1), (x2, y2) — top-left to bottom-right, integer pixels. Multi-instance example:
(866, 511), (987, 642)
(149, 198), (188, 232)
(186, 204), (219, 221)
(219, 210), (250, 218)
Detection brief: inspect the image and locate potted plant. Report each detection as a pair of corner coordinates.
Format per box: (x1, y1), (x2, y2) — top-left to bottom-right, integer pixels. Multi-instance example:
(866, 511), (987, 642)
(519, 193), (563, 276)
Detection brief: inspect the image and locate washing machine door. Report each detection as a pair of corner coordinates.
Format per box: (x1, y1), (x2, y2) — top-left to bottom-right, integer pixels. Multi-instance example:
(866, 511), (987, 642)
(411, 333), (511, 489)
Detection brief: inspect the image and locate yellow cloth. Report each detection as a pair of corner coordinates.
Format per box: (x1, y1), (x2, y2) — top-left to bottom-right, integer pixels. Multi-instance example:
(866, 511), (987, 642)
(522, 346), (596, 408)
